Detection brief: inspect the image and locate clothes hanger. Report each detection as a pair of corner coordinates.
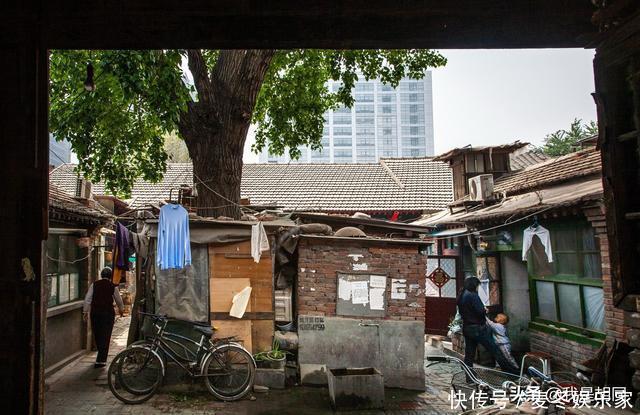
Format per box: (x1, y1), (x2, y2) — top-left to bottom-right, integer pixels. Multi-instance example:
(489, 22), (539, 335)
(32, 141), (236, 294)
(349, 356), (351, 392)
(532, 215), (539, 229)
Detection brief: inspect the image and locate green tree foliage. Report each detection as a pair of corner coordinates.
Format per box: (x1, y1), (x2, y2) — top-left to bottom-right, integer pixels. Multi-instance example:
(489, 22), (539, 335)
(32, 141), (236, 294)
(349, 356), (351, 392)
(164, 133), (191, 163)
(50, 49), (446, 214)
(541, 118), (598, 157)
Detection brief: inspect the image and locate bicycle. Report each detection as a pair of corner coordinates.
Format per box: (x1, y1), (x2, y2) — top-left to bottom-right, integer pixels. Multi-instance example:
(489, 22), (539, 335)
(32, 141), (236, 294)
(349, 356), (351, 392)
(426, 355), (590, 414)
(108, 312), (256, 404)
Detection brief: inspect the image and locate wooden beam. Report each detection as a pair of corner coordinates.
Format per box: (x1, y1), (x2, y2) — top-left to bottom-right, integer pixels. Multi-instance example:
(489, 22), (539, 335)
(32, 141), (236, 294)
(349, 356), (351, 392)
(3, 0), (597, 49)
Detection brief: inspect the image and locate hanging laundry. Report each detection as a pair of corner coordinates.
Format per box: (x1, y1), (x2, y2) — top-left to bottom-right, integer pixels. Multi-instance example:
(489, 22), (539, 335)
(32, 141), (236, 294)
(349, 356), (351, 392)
(251, 222), (270, 263)
(522, 225), (553, 263)
(157, 204), (192, 270)
(112, 223), (130, 285)
(129, 231), (150, 260)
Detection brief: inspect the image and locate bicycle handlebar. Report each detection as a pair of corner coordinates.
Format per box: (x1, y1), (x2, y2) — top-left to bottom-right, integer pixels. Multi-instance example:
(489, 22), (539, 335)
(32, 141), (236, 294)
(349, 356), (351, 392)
(138, 311), (168, 320)
(426, 355), (450, 362)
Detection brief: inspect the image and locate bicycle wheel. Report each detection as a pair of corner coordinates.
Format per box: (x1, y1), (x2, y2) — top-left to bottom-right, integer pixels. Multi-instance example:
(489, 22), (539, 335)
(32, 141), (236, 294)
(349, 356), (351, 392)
(108, 347), (163, 404)
(203, 344), (255, 401)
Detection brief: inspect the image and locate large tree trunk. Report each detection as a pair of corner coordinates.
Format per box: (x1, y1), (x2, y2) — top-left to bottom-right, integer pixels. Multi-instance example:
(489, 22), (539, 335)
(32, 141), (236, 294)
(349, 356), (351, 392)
(178, 49), (274, 218)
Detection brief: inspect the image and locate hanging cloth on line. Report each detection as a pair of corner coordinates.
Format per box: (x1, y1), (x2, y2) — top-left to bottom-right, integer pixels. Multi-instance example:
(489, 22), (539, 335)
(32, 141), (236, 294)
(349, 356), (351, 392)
(522, 225), (553, 263)
(112, 222), (130, 285)
(157, 204), (192, 270)
(251, 222), (270, 263)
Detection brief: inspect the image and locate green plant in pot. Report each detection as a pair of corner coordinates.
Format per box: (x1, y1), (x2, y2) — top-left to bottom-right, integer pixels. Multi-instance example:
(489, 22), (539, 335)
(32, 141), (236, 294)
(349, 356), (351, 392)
(254, 338), (289, 369)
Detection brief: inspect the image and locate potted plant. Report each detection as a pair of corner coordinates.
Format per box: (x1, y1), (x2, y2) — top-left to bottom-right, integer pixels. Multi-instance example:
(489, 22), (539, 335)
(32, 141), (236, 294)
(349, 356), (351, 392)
(253, 339), (288, 370)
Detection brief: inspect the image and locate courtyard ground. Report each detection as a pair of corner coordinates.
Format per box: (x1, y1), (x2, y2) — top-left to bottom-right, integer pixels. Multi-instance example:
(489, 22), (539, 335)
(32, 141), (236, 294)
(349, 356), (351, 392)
(44, 317), (458, 415)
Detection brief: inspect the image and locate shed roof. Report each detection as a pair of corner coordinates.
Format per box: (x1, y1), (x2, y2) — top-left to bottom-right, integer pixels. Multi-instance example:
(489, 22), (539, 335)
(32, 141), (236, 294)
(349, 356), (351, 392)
(414, 177), (602, 226)
(50, 158), (454, 213)
(49, 183), (114, 225)
(493, 148), (601, 196)
(433, 142), (528, 162)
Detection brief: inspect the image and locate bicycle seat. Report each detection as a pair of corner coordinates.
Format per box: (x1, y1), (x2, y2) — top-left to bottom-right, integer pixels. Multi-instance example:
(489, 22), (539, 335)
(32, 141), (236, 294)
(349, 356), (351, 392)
(194, 325), (214, 338)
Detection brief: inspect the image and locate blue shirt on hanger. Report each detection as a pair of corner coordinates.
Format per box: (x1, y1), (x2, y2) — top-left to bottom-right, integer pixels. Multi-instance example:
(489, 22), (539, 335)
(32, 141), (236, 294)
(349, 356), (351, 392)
(157, 204), (191, 270)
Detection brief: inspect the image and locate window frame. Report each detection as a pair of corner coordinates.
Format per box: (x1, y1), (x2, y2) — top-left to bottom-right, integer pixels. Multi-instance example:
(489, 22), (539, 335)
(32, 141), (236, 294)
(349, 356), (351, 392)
(527, 220), (605, 339)
(46, 229), (88, 308)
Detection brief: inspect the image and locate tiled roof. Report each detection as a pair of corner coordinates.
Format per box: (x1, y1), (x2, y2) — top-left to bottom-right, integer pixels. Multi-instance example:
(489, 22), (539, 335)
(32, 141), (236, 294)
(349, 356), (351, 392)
(50, 159), (454, 212)
(509, 147), (549, 171)
(493, 148), (601, 196)
(49, 183), (113, 222)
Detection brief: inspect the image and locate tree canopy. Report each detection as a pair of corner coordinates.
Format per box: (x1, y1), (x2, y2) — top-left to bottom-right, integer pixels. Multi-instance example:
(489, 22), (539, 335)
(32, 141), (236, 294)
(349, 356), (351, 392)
(50, 49), (446, 198)
(541, 118), (598, 157)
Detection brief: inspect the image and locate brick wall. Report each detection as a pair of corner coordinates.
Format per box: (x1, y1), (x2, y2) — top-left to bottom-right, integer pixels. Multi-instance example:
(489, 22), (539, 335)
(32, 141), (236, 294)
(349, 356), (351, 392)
(297, 237), (425, 321)
(529, 330), (599, 371)
(583, 204), (628, 344)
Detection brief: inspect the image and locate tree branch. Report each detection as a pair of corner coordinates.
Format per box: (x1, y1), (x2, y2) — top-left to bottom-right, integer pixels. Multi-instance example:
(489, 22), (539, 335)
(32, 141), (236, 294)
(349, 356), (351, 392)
(187, 49), (213, 103)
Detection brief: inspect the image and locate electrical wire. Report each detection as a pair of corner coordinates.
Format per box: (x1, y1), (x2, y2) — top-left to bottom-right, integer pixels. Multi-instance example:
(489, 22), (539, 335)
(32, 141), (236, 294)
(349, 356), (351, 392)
(46, 248), (94, 264)
(428, 205), (556, 241)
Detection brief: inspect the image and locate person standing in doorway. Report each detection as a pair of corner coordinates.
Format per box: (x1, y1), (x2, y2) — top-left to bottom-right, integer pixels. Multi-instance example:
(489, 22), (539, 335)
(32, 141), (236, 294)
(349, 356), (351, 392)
(83, 267), (125, 368)
(456, 277), (519, 374)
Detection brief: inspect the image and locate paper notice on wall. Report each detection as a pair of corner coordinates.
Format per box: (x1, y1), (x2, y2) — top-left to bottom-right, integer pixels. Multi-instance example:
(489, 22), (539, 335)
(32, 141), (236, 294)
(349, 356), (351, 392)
(338, 279), (352, 301)
(391, 278), (407, 300)
(369, 275), (387, 288)
(229, 286), (252, 318)
(369, 288), (385, 310)
(351, 281), (369, 304)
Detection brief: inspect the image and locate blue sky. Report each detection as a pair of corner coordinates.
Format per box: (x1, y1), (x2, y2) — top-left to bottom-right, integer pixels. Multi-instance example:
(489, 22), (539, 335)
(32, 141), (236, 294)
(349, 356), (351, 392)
(243, 48), (597, 161)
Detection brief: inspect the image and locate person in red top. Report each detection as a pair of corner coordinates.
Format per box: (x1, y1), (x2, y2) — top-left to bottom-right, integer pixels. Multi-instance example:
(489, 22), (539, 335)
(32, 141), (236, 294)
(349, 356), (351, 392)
(83, 267), (125, 368)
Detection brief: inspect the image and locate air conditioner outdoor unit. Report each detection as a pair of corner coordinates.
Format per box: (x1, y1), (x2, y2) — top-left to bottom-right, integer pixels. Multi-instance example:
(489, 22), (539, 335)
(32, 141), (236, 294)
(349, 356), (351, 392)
(75, 177), (92, 199)
(468, 174), (494, 201)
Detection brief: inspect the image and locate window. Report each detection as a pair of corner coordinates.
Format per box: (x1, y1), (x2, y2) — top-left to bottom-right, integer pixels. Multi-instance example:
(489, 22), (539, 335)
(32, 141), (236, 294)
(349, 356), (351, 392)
(377, 116), (394, 126)
(333, 127), (352, 136)
(355, 94), (373, 102)
(354, 82), (374, 92)
(378, 84), (394, 92)
(401, 93), (423, 102)
(357, 137), (375, 146)
(357, 149), (375, 158)
(46, 233), (87, 308)
(355, 104), (374, 114)
(402, 126), (425, 136)
(334, 106), (351, 114)
(382, 128), (393, 136)
(379, 94), (395, 103)
(382, 150), (397, 157)
(529, 221), (605, 334)
(379, 105), (395, 114)
(333, 137), (352, 146)
(401, 104), (424, 114)
(333, 115), (351, 125)
(356, 127), (375, 136)
(355, 117), (374, 125)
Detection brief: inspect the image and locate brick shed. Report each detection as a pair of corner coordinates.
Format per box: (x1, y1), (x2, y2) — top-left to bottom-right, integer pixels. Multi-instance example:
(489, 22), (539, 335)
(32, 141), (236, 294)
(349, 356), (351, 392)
(295, 234), (430, 390)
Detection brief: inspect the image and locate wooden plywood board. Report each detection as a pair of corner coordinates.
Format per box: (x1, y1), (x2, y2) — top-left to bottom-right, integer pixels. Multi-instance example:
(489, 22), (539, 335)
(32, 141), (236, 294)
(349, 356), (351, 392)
(251, 320), (274, 354)
(212, 320), (252, 352)
(209, 253), (272, 279)
(249, 278), (273, 312)
(209, 241), (252, 255)
(210, 278), (251, 313)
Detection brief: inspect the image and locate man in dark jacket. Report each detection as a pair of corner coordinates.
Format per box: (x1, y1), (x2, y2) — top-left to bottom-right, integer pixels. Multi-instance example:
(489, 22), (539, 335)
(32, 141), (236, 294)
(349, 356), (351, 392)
(83, 267), (125, 368)
(457, 277), (519, 374)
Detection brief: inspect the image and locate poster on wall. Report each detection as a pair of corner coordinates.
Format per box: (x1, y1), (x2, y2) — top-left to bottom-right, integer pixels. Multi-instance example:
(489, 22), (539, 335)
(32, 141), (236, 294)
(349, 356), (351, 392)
(336, 273), (387, 317)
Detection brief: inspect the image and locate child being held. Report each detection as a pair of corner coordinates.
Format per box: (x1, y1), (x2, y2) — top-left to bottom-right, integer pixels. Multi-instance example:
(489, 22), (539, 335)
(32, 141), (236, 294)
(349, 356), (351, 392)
(486, 313), (519, 370)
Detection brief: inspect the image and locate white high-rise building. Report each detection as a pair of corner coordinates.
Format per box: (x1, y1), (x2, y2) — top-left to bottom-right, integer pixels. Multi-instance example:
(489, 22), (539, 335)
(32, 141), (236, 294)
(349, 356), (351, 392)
(259, 73), (434, 163)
